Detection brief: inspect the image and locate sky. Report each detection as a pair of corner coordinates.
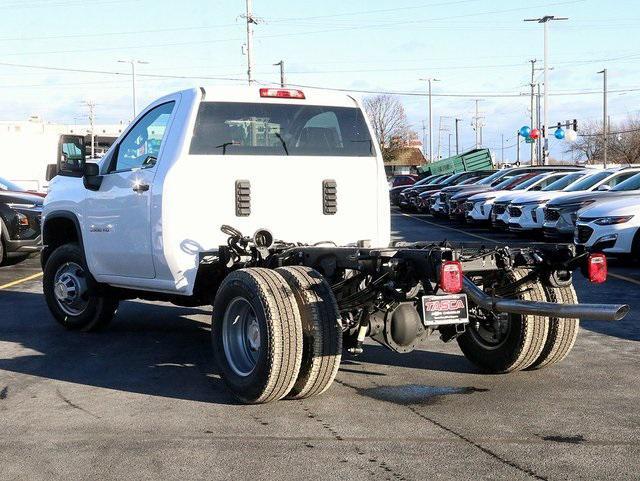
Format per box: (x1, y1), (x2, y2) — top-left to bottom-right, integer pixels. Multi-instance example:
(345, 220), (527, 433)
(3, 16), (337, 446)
(1, 0), (640, 161)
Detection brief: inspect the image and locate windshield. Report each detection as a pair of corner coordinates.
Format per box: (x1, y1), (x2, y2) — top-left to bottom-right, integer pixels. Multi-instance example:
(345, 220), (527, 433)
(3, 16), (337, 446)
(190, 102), (375, 156)
(613, 172), (640, 191)
(0, 177), (24, 192)
(477, 170), (507, 185)
(562, 171), (609, 191)
(494, 173), (527, 190)
(542, 172), (584, 191)
(513, 174), (547, 191)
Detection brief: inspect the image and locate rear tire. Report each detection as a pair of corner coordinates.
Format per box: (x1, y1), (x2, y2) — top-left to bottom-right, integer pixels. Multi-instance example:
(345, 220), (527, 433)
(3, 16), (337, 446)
(211, 268), (303, 404)
(43, 243), (118, 331)
(528, 284), (579, 370)
(275, 266), (342, 399)
(457, 269), (549, 373)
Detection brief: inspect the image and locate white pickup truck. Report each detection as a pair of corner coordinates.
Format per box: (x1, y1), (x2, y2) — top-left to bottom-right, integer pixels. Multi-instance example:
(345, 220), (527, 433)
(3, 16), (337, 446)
(42, 86), (629, 404)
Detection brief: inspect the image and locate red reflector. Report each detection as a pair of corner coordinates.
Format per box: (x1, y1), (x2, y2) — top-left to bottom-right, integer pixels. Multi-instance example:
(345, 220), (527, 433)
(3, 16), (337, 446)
(259, 88), (305, 99)
(439, 261), (463, 294)
(588, 253), (607, 284)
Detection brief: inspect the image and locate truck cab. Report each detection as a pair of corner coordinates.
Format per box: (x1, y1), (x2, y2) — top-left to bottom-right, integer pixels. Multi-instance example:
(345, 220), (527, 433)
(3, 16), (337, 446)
(43, 86), (390, 296)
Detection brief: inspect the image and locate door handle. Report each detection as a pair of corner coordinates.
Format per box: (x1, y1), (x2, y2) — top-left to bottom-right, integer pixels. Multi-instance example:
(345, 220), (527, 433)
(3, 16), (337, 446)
(132, 182), (149, 193)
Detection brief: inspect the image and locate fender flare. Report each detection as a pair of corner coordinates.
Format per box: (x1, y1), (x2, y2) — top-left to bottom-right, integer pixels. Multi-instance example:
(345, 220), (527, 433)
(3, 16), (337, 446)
(41, 210), (85, 268)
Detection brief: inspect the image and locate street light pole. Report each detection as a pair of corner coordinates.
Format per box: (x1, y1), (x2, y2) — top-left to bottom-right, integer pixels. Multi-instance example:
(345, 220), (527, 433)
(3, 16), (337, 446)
(598, 68), (608, 169)
(524, 16), (568, 165)
(455, 118), (461, 155)
(419, 78), (439, 162)
(529, 59), (537, 164)
(501, 134), (505, 164)
(273, 60), (285, 87)
(118, 59), (148, 119)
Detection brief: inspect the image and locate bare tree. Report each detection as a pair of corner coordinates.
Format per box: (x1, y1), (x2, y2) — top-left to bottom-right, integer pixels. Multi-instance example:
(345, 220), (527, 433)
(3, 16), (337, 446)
(610, 116), (640, 164)
(565, 116), (640, 164)
(564, 120), (603, 163)
(363, 95), (415, 160)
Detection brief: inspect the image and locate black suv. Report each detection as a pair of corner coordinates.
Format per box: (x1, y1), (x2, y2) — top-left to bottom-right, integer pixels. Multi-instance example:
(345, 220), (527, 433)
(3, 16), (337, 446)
(0, 177), (44, 265)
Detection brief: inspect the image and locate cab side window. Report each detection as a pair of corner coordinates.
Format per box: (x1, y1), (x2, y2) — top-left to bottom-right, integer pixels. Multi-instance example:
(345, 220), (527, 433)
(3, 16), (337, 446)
(112, 102), (175, 173)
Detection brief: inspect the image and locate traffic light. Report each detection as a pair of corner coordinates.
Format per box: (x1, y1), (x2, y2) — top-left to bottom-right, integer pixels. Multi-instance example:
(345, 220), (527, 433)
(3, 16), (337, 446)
(573, 119), (578, 132)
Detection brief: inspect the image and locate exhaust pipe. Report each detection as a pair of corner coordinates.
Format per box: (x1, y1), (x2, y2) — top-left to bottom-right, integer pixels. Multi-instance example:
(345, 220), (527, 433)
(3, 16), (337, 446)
(462, 277), (629, 322)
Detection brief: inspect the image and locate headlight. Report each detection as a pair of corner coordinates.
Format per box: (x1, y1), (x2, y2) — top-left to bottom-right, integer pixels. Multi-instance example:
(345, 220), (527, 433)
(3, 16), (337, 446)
(521, 199), (549, 206)
(16, 212), (29, 226)
(6, 203), (38, 209)
(593, 215), (634, 226)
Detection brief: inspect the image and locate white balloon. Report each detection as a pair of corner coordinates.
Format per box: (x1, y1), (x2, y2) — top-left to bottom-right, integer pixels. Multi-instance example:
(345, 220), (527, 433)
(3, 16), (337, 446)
(565, 129), (578, 142)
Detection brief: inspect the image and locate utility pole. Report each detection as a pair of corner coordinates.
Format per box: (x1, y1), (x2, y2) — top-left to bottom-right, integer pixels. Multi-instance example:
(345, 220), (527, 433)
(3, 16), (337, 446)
(454, 118), (461, 155)
(83, 100), (96, 158)
(516, 132), (521, 164)
(419, 78), (439, 161)
(529, 59), (537, 164)
(448, 133), (452, 158)
(536, 84), (542, 163)
(524, 16), (568, 165)
(273, 60), (285, 87)
(243, 0), (259, 84)
(473, 99), (480, 149)
(421, 120), (427, 156)
(118, 59), (148, 119)
(501, 134), (505, 163)
(598, 68), (608, 168)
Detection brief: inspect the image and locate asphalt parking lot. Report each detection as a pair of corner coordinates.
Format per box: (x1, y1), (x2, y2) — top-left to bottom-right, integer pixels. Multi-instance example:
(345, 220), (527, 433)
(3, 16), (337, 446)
(1, 212), (639, 480)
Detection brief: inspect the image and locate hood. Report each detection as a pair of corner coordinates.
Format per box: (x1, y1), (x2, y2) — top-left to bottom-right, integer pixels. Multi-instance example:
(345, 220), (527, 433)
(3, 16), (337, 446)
(547, 190), (635, 208)
(390, 185), (413, 195)
(579, 197), (640, 218)
(468, 189), (509, 202)
(450, 186), (492, 200)
(509, 190), (572, 204)
(0, 190), (44, 206)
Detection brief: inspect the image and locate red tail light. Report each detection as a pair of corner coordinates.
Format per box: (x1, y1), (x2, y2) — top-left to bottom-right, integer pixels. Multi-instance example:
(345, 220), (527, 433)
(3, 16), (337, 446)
(588, 253), (607, 284)
(259, 88), (305, 99)
(440, 261), (463, 294)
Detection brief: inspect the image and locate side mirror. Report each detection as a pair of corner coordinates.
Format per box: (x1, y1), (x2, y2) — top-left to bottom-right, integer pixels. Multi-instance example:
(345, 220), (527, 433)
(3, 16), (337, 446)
(596, 184), (611, 192)
(82, 162), (103, 191)
(57, 135), (86, 177)
(45, 163), (58, 182)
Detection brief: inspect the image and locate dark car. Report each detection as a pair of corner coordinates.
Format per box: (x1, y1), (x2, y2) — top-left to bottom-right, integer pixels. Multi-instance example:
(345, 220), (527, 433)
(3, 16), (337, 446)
(389, 174), (444, 206)
(543, 171), (640, 238)
(0, 177), (43, 265)
(424, 170), (497, 215)
(398, 171), (484, 211)
(388, 174), (419, 188)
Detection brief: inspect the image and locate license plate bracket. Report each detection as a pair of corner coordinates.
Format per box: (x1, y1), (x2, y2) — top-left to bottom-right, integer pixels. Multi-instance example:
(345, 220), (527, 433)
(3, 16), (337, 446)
(422, 294), (469, 326)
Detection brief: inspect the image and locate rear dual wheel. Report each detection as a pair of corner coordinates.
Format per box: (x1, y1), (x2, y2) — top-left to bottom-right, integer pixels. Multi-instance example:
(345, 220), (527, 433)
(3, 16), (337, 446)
(212, 267), (341, 404)
(458, 270), (580, 373)
(457, 269), (549, 373)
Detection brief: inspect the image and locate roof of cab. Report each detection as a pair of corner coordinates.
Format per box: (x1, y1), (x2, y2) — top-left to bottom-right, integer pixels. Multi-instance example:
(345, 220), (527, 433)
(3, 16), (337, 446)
(196, 85), (360, 108)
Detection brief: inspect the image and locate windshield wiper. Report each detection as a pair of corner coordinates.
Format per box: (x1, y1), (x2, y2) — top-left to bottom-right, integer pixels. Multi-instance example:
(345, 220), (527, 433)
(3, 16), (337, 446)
(216, 141), (238, 155)
(274, 133), (289, 155)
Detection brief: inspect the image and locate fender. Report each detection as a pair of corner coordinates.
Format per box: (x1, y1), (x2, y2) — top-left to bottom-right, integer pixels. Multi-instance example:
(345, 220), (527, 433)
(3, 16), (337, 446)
(41, 210), (85, 268)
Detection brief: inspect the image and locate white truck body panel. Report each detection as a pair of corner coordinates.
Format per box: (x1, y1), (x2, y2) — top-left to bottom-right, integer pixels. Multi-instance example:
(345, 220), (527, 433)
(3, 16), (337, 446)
(45, 86), (390, 295)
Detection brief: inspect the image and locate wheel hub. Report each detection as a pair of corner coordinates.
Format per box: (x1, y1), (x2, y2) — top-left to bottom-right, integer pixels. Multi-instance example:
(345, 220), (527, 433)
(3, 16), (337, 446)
(53, 262), (89, 316)
(222, 297), (261, 377)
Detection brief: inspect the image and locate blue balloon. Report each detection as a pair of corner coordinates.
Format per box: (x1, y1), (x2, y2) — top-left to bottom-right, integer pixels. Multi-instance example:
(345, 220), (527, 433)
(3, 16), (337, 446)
(555, 128), (565, 140)
(519, 126), (531, 137)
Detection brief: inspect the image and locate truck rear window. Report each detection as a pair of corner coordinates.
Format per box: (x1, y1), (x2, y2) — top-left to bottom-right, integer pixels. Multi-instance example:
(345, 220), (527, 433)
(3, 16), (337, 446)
(189, 102), (375, 157)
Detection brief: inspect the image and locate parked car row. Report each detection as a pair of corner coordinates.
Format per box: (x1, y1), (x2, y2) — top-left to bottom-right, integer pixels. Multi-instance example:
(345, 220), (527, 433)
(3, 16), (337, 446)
(0, 176), (44, 265)
(390, 165), (640, 259)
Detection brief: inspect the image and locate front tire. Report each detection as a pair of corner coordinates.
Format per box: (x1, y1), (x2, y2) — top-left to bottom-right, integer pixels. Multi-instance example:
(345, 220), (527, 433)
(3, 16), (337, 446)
(457, 269), (549, 373)
(275, 266), (342, 399)
(211, 268), (303, 404)
(43, 243), (118, 331)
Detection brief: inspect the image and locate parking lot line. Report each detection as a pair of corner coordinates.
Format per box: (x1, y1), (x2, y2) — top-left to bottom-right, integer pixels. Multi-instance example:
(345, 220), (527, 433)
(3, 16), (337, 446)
(396, 211), (499, 244)
(0, 272), (43, 290)
(610, 272), (640, 286)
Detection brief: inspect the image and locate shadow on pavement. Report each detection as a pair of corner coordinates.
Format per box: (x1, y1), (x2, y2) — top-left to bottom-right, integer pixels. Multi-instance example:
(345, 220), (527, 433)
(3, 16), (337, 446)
(0, 291), (238, 405)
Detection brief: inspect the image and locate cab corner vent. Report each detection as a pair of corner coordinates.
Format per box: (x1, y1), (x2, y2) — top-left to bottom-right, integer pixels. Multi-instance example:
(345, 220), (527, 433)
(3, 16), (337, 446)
(235, 180), (251, 217)
(322, 179), (337, 215)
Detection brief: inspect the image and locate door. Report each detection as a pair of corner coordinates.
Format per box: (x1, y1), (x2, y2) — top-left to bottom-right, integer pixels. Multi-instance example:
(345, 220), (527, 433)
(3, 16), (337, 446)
(84, 101), (175, 279)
